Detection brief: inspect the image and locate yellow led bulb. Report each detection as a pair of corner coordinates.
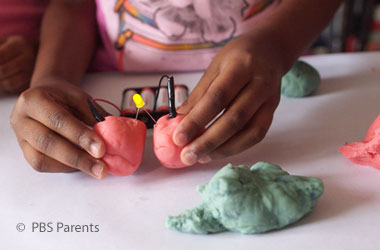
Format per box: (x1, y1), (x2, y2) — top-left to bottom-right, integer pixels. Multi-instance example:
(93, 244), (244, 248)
(133, 93), (145, 109)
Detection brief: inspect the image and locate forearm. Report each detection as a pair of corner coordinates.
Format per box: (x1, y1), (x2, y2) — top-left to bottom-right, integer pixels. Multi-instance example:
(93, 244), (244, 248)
(247, 0), (342, 73)
(31, 0), (97, 87)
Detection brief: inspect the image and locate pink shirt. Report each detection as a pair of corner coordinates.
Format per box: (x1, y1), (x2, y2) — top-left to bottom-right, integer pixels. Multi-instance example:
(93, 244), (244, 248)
(0, 0), (48, 40)
(95, 0), (280, 73)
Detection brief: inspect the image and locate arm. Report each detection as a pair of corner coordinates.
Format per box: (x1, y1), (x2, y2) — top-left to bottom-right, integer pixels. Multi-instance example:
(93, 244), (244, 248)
(11, 0), (108, 179)
(250, 0), (343, 71)
(32, 0), (97, 86)
(174, 0), (342, 166)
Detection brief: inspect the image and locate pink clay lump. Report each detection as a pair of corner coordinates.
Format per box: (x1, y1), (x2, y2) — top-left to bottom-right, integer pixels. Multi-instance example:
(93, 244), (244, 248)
(153, 114), (187, 169)
(94, 116), (146, 176)
(340, 115), (380, 170)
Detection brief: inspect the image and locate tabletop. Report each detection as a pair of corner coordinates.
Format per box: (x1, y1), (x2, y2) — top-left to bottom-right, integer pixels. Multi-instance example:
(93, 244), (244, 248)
(1, 52), (380, 250)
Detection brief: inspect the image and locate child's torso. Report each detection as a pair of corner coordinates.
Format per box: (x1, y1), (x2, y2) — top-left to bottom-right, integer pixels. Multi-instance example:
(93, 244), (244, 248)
(96, 0), (280, 72)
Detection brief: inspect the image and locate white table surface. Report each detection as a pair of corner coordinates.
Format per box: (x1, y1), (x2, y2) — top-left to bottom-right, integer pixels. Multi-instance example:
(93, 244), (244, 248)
(1, 52), (380, 250)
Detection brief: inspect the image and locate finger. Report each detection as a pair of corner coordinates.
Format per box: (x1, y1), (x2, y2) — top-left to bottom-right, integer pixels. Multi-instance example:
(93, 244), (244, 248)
(20, 139), (76, 173)
(18, 117), (107, 179)
(0, 55), (24, 80)
(180, 80), (269, 166)
(177, 62), (219, 115)
(19, 89), (106, 158)
(71, 97), (110, 127)
(0, 72), (29, 94)
(52, 83), (110, 127)
(0, 37), (20, 64)
(199, 101), (278, 162)
(173, 64), (251, 147)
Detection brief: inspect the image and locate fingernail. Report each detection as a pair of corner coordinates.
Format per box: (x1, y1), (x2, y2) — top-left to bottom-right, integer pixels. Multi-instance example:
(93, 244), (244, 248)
(91, 164), (103, 179)
(90, 142), (101, 157)
(183, 152), (198, 166)
(198, 155), (212, 164)
(174, 132), (188, 147)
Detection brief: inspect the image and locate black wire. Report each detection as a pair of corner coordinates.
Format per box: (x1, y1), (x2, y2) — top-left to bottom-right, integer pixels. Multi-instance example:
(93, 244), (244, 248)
(167, 76), (177, 118)
(87, 98), (105, 122)
(153, 74), (170, 111)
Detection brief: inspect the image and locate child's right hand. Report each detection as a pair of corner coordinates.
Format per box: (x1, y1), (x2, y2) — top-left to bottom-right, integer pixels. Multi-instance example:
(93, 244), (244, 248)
(10, 80), (108, 179)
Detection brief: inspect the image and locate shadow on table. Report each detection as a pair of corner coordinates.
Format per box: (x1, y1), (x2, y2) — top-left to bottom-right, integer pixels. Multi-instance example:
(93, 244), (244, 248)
(236, 74), (379, 169)
(287, 173), (376, 230)
(134, 136), (229, 177)
(315, 70), (379, 96)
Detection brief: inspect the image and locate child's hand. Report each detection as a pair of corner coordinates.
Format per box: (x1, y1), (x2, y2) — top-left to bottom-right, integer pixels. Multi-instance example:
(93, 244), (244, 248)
(0, 35), (37, 94)
(173, 33), (285, 166)
(10, 80), (108, 179)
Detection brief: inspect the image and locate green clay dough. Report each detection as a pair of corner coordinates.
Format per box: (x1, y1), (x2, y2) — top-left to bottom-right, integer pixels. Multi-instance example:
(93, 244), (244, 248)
(281, 60), (321, 97)
(167, 162), (323, 234)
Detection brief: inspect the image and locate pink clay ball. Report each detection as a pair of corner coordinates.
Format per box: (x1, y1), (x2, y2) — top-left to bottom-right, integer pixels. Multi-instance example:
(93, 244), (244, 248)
(94, 116), (146, 176)
(153, 114), (187, 169)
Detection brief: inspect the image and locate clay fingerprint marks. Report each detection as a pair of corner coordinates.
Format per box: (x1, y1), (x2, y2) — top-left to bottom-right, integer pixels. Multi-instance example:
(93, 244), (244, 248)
(167, 162), (324, 234)
(340, 115), (380, 170)
(166, 204), (227, 234)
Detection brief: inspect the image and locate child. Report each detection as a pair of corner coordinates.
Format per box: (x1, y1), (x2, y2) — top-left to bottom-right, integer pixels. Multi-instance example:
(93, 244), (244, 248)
(0, 0), (48, 94)
(10, 0), (342, 179)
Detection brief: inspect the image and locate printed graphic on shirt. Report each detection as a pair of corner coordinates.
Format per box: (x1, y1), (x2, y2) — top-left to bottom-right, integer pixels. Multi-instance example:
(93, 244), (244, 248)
(113, 0), (277, 51)
(96, 0), (280, 72)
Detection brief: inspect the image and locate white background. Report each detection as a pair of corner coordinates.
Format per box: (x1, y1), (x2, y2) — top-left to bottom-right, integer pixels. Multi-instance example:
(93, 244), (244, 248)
(1, 52), (380, 250)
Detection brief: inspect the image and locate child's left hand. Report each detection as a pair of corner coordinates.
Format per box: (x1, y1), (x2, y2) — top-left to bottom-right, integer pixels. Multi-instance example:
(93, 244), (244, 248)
(173, 32), (286, 166)
(0, 35), (37, 94)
